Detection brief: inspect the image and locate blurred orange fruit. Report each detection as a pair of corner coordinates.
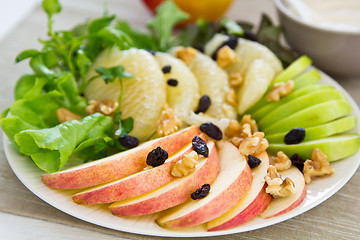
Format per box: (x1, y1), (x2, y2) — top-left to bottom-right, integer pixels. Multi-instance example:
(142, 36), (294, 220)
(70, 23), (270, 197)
(142, 0), (234, 23)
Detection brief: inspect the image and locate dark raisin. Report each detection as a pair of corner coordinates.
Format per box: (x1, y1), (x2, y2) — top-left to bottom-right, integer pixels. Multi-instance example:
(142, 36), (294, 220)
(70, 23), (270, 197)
(211, 36), (238, 60)
(194, 43), (204, 53)
(195, 95), (211, 114)
(247, 155), (261, 168)
(192, 136), (209, 157)
(200, 122), (223, 140)
(118, 135), (139, 149)
(162, 65), (172, 74)
(290, 154), (305, 172)
(145, 49), (156, 55)
(191, 184), (210, 200)
(146, 146), (168, 167)
(167, 78), (178, 86)
(284, 128), (306, 144)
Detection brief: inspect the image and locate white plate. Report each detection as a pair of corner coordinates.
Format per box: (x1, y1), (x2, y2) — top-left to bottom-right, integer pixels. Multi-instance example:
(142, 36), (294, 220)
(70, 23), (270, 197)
(3, 71), (360, 237)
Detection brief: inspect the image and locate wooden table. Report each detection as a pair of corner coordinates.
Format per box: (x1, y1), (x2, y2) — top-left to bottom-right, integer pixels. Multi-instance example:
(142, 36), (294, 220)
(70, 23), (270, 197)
(0, 0), (359, 239)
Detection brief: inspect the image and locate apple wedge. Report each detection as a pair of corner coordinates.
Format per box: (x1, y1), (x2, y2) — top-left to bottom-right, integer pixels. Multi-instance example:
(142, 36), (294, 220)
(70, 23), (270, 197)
(268, 134), (360, 162)
(42, 125), (199, 189)
(207, 151), (271, 231)
(252, 84), (333, 120)
(258, 88), (344, 129)
(109, 141), (219, 216)
(156, 141), (252, 229)
(263, 100), (352, 134)
(266, 116), (357, 143)
(260, 166), (307, 219)
(72, 140), (197, 205)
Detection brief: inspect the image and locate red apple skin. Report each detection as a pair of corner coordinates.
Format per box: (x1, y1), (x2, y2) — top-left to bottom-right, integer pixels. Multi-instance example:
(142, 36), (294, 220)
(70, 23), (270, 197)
(263, 185), (307, 219)
(41, 126), (199, 189)
(158, 164), (253, 228)
(110, 143), (220, 216)
(207, 185), (272, 231)
(72, 144), (194, 205)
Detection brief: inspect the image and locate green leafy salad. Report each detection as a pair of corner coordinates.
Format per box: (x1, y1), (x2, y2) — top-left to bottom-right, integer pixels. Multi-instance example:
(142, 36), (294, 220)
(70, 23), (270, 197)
(0, 0), (297, 173)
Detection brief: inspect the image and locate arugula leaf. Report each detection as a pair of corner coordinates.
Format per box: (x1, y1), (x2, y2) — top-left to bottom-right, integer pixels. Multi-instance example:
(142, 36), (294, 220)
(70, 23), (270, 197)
(95, 65), (133, 84)
(14, 113), (110, 172)
(147, 0), (189, 51)
(15, 49), (40, 63)
(115, 117), (134, 138)
(221, 18), (244, 36)
(42, 0), (61, 17)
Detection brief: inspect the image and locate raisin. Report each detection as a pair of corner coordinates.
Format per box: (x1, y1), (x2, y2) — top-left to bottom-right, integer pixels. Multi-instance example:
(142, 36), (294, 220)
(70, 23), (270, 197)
(211, 36), (238, 60)
(146, 146), (168, 167)
(191, 184), (210, 200)
(162, 65), (172, 74)
(145, 49), (156, 55)
(290, 154), (305, 172)
(200, 122), (223, 140)
(192, 136), (209, 157)
(248, 155), (261, 168)
(195, 95), (211, 114)
(194, 43), (204, 53)
(118, 135), (139, 149)
(167, 78), (178, 86)
(284, 128), (306, 144)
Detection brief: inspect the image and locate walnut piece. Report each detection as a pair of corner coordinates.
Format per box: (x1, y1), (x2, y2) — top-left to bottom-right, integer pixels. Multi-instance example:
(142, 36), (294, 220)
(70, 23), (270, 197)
(56, 108), (82, 123)
(157, 104), (182, 137)
(272, 151), (292, 171)
(176, 47), (197, 64)
(266, 80), (295, 102)
(229, 72), (243, 88)
(265, 166), (295, 198)
(238, 131), (269, 156)
(86, 99), (119, 116)
(241, 114), (258, 134)
(226, 88), (237, 107)
(171, 151), (199, 178)
(303, 148), (334, 184)
(216, 46), (238, 68)
(225, 120), (252, 147)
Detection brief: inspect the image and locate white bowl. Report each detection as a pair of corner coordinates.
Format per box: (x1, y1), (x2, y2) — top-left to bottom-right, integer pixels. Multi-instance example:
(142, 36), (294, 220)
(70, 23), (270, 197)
(274, 0), (360, 77)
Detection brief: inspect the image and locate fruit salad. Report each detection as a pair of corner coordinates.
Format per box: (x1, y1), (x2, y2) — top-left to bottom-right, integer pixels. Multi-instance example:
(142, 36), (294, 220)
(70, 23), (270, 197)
(1, 0), (359, 233)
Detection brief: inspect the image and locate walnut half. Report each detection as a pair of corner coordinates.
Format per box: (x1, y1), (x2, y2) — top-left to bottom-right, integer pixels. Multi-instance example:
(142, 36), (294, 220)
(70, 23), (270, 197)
(272, 151), (292, 171)
(171, 151), (199, 178)
(265, 166), (295, 198)
(238, 131), (269, 156)
(216, 46), (238, 68)
(266, 80), (295, 102)
(303, 148), (334, 184)
(157, 104), (182, 137)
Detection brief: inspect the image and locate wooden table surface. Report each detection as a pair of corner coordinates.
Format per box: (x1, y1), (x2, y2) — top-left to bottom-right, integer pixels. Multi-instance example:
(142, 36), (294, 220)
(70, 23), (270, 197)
(0, 0), (359, 239)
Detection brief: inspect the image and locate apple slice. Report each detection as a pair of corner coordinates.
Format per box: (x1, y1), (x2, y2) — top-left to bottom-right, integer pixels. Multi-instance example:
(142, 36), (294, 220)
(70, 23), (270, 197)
(156, 141), (252, 229)
(268, 134), (360, 162)
(263, 100), (352, 134)
(266, 116), (357, 143)
(109, 141), (219, 216)
(72, 140), (197, 205)
(260, 166), (307, 219)
(41, 126), (199, 189)
(207, 151), (271, 231)
(258, 88), (344, 129)
(252, 84), (333, 120)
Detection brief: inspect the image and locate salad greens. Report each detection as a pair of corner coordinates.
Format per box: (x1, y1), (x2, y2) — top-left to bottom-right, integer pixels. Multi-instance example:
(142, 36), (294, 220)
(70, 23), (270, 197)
(0, 0), (297, 173)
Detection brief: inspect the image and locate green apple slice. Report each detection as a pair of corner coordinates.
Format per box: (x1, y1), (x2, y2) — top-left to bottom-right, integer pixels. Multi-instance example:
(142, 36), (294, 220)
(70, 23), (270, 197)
(272, 55), (312, 84)
(252, 84), (333, 120)
(268, 134), (360, 162)
(246, 68), (321, 115)
(258, 89), (345, 129)
(263, 100), (352, 134)
(266, 116), (357, 143)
